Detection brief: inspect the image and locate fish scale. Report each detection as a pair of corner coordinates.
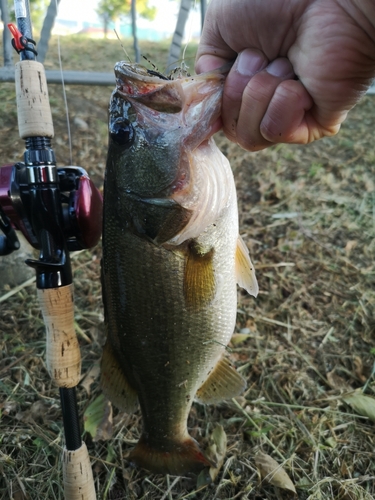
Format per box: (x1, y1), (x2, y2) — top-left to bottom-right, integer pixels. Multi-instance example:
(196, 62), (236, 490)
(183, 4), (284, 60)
(101, 62), (258, 475)
(103, 214), (237, 396)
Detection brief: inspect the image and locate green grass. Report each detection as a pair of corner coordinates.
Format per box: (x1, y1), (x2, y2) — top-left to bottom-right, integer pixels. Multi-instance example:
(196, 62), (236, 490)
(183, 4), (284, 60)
(42, 36), (198, 75)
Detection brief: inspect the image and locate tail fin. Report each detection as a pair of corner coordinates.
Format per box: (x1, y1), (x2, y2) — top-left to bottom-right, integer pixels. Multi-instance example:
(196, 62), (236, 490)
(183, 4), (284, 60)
(128, 435), (216, 475)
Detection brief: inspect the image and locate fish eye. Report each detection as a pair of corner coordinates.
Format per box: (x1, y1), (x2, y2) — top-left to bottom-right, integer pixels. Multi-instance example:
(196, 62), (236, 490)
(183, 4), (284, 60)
(110, 120), (134, 147)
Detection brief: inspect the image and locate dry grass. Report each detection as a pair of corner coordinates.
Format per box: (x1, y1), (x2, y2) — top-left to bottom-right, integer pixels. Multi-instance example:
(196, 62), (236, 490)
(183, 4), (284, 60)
(0, 35), (374, 499)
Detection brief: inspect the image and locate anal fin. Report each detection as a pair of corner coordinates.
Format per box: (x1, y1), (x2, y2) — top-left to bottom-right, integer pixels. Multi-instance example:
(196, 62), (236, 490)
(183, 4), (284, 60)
(236, 235), (258, 297)
(100, 341), (138, 413)
(196, 357), (246, 404)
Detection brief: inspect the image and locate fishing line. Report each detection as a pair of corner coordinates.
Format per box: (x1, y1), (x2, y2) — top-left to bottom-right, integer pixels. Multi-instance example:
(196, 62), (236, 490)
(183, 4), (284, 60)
(165, 0), (197, 75)
(54, 0), (72, 165)
(114, 28), (132, 63)
(202, 339), (233, 353)
(181, 0), (197, 71)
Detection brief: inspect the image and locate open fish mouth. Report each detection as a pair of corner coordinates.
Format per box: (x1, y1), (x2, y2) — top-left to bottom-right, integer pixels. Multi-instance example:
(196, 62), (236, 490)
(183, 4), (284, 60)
(113, 61), (231, 117)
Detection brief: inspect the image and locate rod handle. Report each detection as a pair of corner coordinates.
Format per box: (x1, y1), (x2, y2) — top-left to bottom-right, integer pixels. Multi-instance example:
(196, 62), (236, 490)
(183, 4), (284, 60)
(37, 284), (81, 388)
(63, 443), (96, 500)
(15, 59), (54, 138)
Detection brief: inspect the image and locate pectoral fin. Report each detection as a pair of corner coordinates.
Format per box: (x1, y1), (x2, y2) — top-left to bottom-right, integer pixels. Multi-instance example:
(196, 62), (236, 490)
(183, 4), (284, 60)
(184, 244), (216, 309)
(100, 341), (138, 413)
(196, 357), (246, 404)
(236, 235), (258, 297)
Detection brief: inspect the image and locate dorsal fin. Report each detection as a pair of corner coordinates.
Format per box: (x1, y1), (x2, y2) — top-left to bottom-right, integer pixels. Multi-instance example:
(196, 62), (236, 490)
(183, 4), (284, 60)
(236, 235), (258, 297)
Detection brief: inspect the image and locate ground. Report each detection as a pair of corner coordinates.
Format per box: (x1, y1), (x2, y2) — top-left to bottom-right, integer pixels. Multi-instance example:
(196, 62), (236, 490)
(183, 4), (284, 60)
(0, 36), (374, 500)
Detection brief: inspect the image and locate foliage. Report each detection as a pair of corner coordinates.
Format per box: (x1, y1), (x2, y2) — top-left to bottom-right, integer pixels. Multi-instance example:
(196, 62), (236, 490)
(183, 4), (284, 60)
(7, 0), (49, 31)
(96, 0), (156, 24)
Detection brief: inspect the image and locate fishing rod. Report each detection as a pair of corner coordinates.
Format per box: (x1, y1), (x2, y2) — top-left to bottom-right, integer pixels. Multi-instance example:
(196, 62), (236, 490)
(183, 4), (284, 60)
(0, 1), (101, 498)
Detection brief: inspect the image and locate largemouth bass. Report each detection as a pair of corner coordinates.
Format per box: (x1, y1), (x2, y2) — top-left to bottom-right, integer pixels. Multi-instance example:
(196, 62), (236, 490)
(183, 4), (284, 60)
(100, 62), (258, 475)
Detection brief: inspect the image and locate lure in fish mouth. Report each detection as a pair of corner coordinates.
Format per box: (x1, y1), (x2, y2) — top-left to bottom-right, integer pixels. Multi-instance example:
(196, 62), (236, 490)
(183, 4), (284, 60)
(101, 61), (258, 476)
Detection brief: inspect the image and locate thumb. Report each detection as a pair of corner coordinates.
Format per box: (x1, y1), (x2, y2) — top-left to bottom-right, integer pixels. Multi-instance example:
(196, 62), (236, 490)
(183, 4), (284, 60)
(195, 54), (232, 74)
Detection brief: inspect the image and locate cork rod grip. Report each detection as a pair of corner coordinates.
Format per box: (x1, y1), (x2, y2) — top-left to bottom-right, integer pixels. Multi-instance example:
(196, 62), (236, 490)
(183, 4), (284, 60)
(63, 443), (96, 500)
(37, 285), (81, 388)
(15, 60), (54, 139)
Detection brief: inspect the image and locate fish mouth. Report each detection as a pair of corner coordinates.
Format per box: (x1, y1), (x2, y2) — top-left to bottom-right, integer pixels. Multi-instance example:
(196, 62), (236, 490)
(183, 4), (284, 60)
(113, 61), (226, 118)
(114, 62), (169, 83)
(114, 62), (185, 113)
(114, 61), (229, 86)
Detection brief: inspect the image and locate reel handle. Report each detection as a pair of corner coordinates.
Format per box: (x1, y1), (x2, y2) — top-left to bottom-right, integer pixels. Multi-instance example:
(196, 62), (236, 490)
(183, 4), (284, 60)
(63, 443), (96, 500)
(37, 285), (81, 388)
(15, 59), (54, 139)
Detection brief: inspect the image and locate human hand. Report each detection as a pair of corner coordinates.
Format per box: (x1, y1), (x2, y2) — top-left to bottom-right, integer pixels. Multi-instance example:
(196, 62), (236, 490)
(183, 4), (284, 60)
(195, 0), (375, 151)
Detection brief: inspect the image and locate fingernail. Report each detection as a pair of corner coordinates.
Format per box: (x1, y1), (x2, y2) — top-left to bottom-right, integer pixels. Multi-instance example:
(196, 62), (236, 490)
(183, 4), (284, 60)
(266, 58), (294, 78)
(195, 54), (228, 74)
(236, 49), (268, 77)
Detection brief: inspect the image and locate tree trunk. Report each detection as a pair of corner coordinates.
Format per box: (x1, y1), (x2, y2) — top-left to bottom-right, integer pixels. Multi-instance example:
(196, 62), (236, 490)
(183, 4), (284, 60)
(131, 0), (140, 63)
(167, 0), (192, 71)
(104, 15), (108, 39)
(200, 0), (207, 30)
(0, 0), (13, 67)
(37, 0), (61, 63)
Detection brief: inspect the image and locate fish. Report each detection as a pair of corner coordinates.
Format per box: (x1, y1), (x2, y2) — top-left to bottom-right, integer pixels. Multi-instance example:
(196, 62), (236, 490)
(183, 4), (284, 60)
(100, 61), (258, 476)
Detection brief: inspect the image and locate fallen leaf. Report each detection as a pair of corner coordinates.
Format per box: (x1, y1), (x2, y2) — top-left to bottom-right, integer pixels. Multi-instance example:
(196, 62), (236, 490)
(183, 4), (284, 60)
(324, 437), (337, 449)
(84, 394), (113, 441)
(255, 452), (296, 496)
(73, 116), (89, 131)
(196, 425), (227, 487)
(13, 489), (29, 500)
(1, 400), (17, 416)
(342, 391), (375, 422)
(344, 240), (357, 256)
(80, 363), (100, 395)
(15, 401), (48, 424)
(231, 333), (250, 346)
(13, 477), (30, 500)
(353, 356), (366, 382)
(340, 461), (350, 477)
(326, 370), (351, 391)
(89, 325), (102, 343)
(196, 468), (212, 489)
(30, 400), (48, 422)
(295, 477), (313, 490)
(207, 424), (227, 482)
